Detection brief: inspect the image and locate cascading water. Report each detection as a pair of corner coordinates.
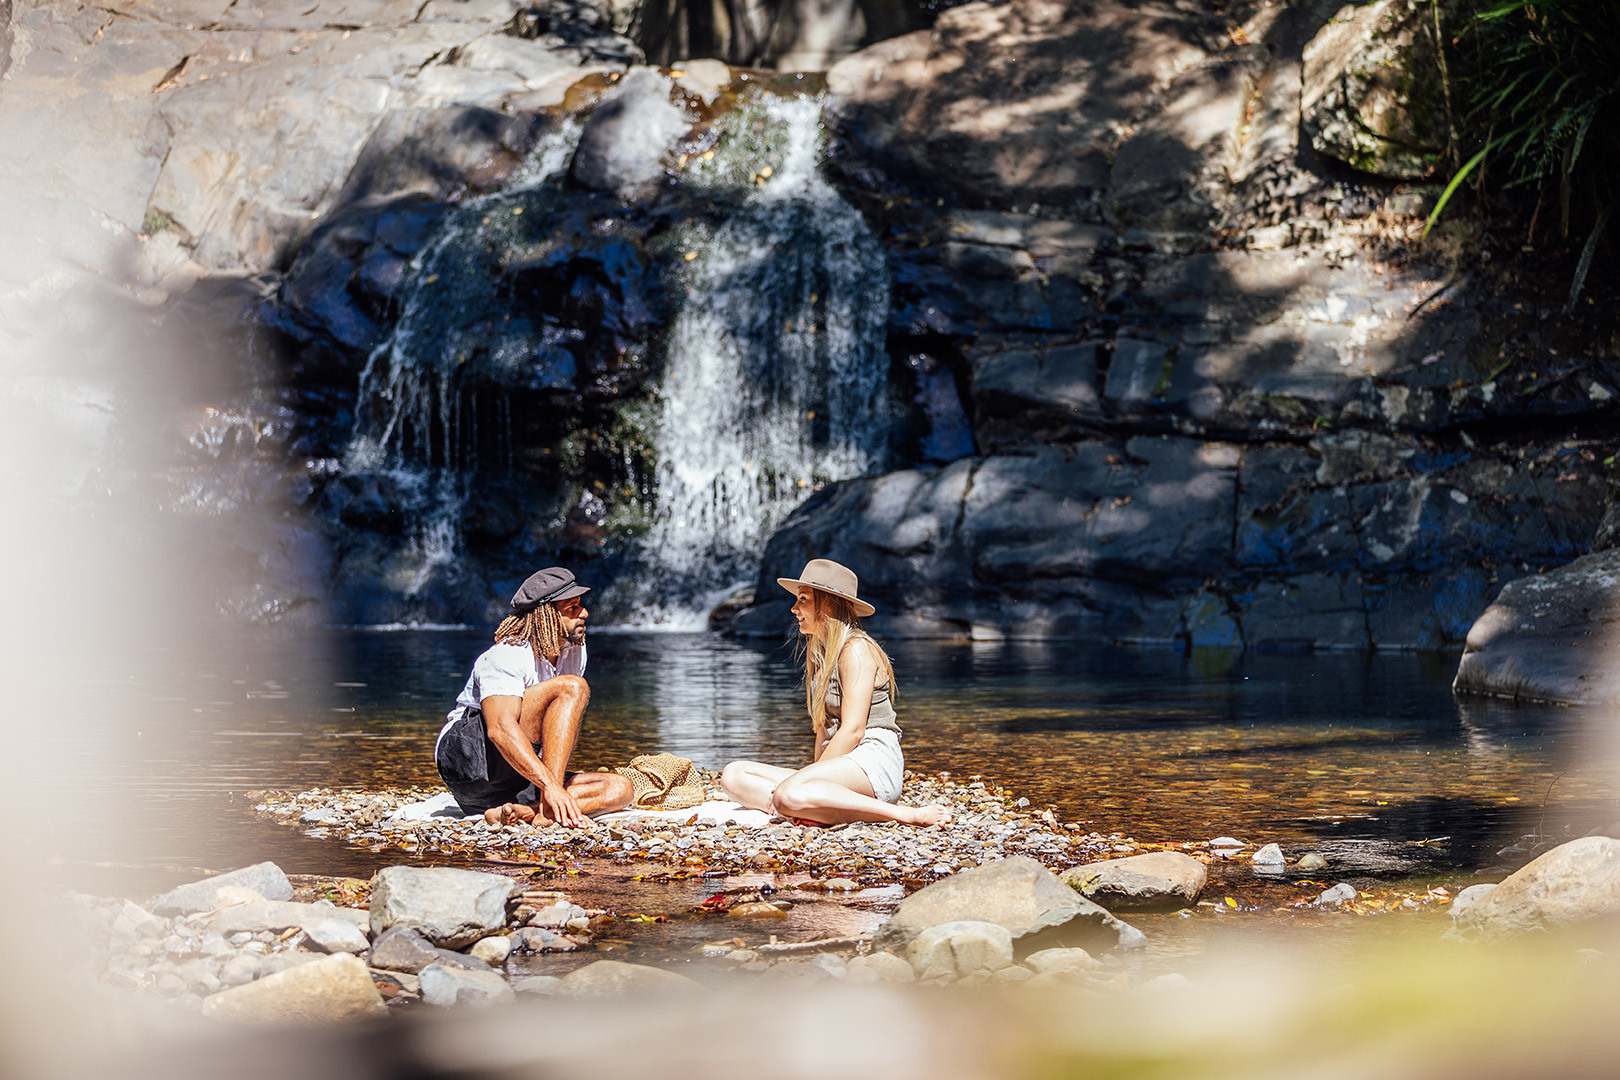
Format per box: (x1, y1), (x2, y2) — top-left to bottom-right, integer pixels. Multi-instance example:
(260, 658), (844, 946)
(342, 122), (584, 603)
(614, 94), (893, 626)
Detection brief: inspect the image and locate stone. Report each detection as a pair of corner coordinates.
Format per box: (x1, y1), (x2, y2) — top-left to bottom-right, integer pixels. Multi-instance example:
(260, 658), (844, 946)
(469, 935), (513, 965)
(1252, 844), (1286, 867)
(110, 900), (167, 939)
(201, 953), (386, 1024)
(419, 962), (516, 1007)
(568, 66), (689, 198)
(845, 951), (915, 983)
(1060, 852), (1208, 910)
(907, 921), (1014, 979)
(511, 975), (562, 996)
(1301, 0), (1450, 178)
(513, 927), (578, 953)
(1022, 947), (1100, 977)
(218, 954), (260, 987)
(369, 925), (496, 973)
(876, 856), (1144, 955)
(1297, 853), (1329, 872)
(556, 960), (703, 997)
(1448, 883), (1499, 923)
(1453, 550), (1620, 706)
(1315, 883), (1359, 907)
(151, 862), (294, 915)
(671, 58), (731, 105)
(303, 918), (371, 955)
(369, 866), (516, 948)
(212, 901), (369, 937)
(258, 952), (327, 977)
(1451, 838), (1620, 941)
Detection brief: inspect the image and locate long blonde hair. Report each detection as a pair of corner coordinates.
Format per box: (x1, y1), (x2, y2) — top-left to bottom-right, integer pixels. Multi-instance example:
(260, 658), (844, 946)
(801, 591), (895, 743)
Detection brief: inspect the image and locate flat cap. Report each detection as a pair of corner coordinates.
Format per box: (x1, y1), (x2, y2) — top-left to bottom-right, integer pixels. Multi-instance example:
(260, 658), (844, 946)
(511, 567), (589, 612)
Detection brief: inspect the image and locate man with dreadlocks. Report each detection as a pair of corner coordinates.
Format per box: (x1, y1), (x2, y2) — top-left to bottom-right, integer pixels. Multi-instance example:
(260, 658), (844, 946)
(434, 567), (633, 827)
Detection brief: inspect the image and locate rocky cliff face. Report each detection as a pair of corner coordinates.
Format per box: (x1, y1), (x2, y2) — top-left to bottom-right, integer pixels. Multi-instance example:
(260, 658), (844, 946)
(6, 0), (1615, 647)
(730, 0), (1620, 649)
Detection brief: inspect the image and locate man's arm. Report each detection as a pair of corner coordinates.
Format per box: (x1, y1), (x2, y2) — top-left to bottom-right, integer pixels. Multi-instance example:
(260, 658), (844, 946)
(480, 693), (588, 827)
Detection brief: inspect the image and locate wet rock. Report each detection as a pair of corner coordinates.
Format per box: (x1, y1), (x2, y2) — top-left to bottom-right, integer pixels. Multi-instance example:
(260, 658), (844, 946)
(303, 917), (371, 955)
(201, 953), (386, 1024)
(419, 962), (515, 1007)
(876, 856), (1144, 956)
(728, 901), (789, 919)
(1451, 838), (1620, 941)
(907, 920), (1015, 979)
(369, 866), (516, 949)
(1060, 852), (1208, 910)
(1297, 853), (1329, 872)
(151, 862), (294, 916)
(1453, 550), (1620, 706)
(513, 927), (579, 953)
(1301, 0), (1450, 178)
(557, 960), (703, 996)
(569, 67), (689, 199)
(1315, 883), (1359, 907)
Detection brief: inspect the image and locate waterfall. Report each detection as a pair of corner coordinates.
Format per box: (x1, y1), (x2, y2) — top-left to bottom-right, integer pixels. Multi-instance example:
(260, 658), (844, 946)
(342, 120), (583, 600)
(615, 94), (893, 626)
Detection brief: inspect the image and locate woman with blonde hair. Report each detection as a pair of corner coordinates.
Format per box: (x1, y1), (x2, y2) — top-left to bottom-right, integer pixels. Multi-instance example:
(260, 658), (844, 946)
(720, 559), (951, 826)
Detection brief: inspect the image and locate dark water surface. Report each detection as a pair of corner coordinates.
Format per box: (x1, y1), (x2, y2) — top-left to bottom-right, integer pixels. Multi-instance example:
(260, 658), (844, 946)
(52, 630), (1620, 898)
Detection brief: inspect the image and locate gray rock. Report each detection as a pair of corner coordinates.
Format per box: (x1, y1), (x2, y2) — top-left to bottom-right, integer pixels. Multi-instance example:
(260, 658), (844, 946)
(557, 960), (703, 996)
(469, 935), (513, 965)
(876, 856), (1144, 955)
(110, 901), (167, 939)
(513, 926), (578, 953)
(1252, 844), (1286, 867)
(419, 962), (516, 1007)
(1301, 0), (1449, 178)
(569, 67), (689, 198)
(1453, 550), (1620, 706)
(201, 953), (386, 1024)
(257, 952), (328, 977)
(303, 917), (371, 955)
(1449, 883), (1499, 922)
(1022, 947), (1100, 977)
(844, 952), (915, 983)
(151, 862), (294, 915)
(1315, 883), (1359, 907)
(1060, 852), (1208, 910)
(369, 925), (495, 974)
(369, 866), (516, 949)
(511, 975), (563, 996)
(907, 920), (1015, 979)
(1452, 838), (1620, 940)
(212, 901), (369, 937)
(218, 954), (260, 987)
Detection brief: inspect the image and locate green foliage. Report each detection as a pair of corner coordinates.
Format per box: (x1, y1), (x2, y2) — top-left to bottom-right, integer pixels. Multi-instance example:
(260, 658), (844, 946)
(1427, 0), (1620, 307)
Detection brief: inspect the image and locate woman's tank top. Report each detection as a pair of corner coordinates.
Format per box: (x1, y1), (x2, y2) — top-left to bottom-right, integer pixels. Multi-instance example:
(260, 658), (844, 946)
(822, 637), (900, 737)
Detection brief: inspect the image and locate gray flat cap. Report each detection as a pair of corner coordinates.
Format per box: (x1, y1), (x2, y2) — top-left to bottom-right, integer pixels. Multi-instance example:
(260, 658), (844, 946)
(511, 567), (590, 612)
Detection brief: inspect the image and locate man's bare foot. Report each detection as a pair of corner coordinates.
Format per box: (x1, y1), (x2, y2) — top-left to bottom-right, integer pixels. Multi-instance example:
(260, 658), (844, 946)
(901, 804), (952, 827)
(483, 802), (541, 826)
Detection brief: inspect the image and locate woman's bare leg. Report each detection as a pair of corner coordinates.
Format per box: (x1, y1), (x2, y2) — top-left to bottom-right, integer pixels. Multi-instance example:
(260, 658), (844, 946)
(719, 760), (796, 811)
(482, 771), (632, 825)
(772, 758), (952, 827)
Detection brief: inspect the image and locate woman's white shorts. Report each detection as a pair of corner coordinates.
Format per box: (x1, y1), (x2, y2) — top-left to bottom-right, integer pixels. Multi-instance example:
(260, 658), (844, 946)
(843, 728), (905, 803)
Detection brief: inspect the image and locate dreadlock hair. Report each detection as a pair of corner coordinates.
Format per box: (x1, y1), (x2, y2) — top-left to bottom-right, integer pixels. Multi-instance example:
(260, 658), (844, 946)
(799, 590), (895, 745)
(493, 603), (567, 670)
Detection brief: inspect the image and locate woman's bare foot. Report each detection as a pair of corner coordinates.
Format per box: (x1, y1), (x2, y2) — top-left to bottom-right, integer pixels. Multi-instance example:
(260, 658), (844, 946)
(483, 802), (540, 826)
(900, 804), (952, 827)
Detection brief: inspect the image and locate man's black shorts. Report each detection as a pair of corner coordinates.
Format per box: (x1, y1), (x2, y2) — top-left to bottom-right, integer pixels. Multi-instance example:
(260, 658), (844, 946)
(435, 707), (574, 814)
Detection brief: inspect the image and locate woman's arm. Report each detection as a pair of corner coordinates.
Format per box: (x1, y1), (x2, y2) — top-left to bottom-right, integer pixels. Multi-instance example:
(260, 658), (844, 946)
(817, 639), (879, 761)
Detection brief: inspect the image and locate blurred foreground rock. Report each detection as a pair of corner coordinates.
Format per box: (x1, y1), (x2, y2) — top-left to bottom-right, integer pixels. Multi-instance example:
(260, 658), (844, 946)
(1450, 837), (1620, 941)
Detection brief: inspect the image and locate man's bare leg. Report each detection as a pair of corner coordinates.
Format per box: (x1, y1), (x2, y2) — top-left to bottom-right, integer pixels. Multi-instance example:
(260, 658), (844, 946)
(484, 771), (633, 825)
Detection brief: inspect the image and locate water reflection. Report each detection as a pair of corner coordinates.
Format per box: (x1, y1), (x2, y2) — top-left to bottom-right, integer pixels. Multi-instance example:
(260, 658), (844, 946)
(52, 630), (1620, 890)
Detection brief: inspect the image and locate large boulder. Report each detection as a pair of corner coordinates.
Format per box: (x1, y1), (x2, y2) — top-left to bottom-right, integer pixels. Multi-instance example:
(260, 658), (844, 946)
(1450, 837), (1620, 941)
(150, 861), (293, 915)
(369, 867), (516, 949)
(1060, 851), (1208, 910)
(557, 960), (703, 996)
(201, 953), (387, 1024)
(875, 856), (1144, 955)
(1301, 0), (1451, 178)
(1453, 550), (1620, 705)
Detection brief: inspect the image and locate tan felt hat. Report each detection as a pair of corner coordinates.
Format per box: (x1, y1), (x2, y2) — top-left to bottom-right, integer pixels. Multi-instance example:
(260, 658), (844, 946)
(777, 558), (875, 618)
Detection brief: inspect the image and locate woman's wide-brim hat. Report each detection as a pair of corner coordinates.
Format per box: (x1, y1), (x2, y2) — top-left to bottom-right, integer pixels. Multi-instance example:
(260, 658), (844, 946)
(777, 558), (875, 618)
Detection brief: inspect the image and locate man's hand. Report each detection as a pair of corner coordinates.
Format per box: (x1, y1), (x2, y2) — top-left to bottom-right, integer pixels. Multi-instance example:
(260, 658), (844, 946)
(540, 782), (589, 829)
